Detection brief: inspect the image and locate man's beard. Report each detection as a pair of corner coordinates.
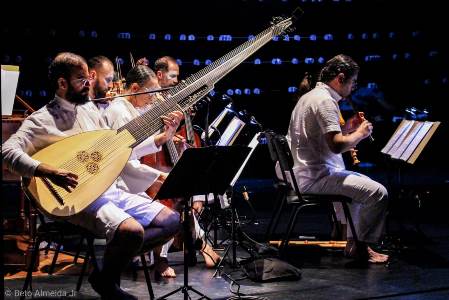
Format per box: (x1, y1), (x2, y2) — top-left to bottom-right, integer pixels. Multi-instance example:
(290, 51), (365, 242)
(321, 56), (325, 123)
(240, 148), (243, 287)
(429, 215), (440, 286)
(93, 80), (108, 98)
(66, 84), (90, 104)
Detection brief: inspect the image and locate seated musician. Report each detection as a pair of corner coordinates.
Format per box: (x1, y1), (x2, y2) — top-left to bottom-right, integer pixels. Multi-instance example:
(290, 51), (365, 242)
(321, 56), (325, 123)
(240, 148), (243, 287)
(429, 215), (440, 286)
(155, 56), (222, 274)
(285, 54), (389, 263)
(103, 62), (221, 278)
(2, 52), (181, 299)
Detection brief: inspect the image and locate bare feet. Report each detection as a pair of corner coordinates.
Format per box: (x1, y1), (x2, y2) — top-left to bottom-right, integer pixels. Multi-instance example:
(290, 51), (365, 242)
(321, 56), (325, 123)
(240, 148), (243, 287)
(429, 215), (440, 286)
(200, 243), (221, 268)
(154, 257), (176, 278)
(367, 246), (389, 263)
(344, 240), (388, 264)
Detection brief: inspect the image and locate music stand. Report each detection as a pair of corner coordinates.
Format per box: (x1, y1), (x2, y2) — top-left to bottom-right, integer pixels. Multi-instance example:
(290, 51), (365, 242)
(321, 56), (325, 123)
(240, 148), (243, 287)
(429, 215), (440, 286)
(155, 146), (251, 300)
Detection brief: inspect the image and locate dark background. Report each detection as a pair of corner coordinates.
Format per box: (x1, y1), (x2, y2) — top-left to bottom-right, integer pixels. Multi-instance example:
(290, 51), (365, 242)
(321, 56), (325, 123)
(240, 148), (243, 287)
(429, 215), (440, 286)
(2, 0), (448, 211)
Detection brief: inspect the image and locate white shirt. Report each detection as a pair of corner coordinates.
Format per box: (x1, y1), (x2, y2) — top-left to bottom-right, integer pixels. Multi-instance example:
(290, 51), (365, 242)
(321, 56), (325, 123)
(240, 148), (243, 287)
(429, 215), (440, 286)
(2, 95), (159, 193)
(286, 82), (346, 191)
(102, 97), (162, 193)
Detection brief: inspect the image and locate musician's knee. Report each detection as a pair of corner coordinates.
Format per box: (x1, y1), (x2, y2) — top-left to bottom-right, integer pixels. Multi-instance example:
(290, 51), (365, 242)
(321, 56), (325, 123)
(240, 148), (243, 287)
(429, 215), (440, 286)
(115, 218), (144, 249)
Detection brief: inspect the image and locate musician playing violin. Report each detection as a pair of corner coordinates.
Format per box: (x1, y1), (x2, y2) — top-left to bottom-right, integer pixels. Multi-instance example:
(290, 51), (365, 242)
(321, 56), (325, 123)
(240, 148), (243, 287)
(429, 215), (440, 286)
(285, 54), (389, 264)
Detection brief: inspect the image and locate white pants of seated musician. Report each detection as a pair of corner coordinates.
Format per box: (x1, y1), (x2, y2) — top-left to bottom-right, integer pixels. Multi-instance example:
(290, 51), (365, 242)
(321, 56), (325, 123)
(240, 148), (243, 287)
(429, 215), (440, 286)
(305, 170), (388, 244)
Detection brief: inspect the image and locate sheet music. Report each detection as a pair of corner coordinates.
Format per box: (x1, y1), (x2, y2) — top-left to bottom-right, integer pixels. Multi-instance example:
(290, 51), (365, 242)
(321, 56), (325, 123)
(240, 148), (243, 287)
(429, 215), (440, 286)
(381, 120), (409, 154)
(216, 116), (245, 146)
(1, 65), (20, 116)
(391, 121), (424, 159)
(230, 132), (261, 187)
(400, 121), (434, 161)
(385, 120), (415, 156)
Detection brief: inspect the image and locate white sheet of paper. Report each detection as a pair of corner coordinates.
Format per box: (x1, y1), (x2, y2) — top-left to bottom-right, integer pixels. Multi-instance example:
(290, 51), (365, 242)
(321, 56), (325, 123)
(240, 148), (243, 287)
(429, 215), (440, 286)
(1, 65), (20, 116)
(384, 120), (415, 156)
(391, 121), (424, 159)
(399, 121), (434, 161)
(216, 116), (245, 146)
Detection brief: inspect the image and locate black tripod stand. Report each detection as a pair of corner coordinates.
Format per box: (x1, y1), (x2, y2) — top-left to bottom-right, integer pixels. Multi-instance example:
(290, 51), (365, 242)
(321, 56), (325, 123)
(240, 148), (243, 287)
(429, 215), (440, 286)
(155, 146), (251, 300)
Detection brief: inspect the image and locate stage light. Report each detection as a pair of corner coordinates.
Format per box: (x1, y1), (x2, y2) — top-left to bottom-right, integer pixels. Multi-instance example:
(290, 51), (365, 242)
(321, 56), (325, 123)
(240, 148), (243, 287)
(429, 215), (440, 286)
(79, 30), (86, 38)
(248, 35), (255, 41)
(227, 89), (234, 96)
(293, 34), (301, 41)
(272, 36), (279, 41)
(176, 59), (182, 66)
(304, 57), (314, 64)
(404, 52), (412, 60)
(205, 59), (212, 65)
(117, 58), (124, 65)
(361, 33), (369, 40)
(309, 34), (317, 41)
(367, 82), (377, 89)
(347, 33), (355, 40)
(164, 34), (172, 41)
(25, 90), (32, 97)
(207, 35), (214, 41)
(283, 35), (290, 42)
(272, 58), (282, 65)
(423, 79), (431, 85)
(179, 34), (186, 41)
(323, 34), (333, 41)
(148, 33), (156, 40)
(291, 58), (299, 64)
(188, 34), (196, 41)
(193, 59), (200, 66)
(254, 58), (261, 65)
(91, 31), (98, 38)
(244, 88), (251, 95)
(412, 31), (420, 38)
(39, 90), (47, 97)
(3, 55), (10, 63)
(235, 89), (242, 95)
(15, 55), (22, 63)
(219, 35), (232, 41)
(209, 90), (216, 96)
(442, 77), (448, 85)
(372, 32), (379, 39)
(392, 53), (399, 60)
(288, 86), (298, 93)
(318, 56), (325, 64)
(253, 88), (261, 95)
(117, 32), (131, 39)
(388, 32), (396, 39)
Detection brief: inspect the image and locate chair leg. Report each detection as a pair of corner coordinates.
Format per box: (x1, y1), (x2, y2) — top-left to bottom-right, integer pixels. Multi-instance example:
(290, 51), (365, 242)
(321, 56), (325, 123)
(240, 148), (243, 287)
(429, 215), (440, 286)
(280, 205), (302, 256)
(76, 250), (90, 292)
(329, 202), (342, 239)
(73, 237), (85, 264)
(48, 243), (62, 275)
(21, 236), (41, 300)
(140, 254), (155, 300)
(342, 202), (359, 242)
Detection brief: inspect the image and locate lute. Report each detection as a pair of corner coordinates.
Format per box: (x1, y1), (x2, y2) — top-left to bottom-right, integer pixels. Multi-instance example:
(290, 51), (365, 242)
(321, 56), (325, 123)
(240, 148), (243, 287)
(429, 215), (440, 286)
(26, 10), (302, 217)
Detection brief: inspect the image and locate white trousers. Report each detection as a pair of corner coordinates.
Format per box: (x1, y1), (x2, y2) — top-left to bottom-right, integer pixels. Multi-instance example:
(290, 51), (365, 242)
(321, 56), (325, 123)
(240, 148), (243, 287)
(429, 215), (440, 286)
(305, 170), (388, 243)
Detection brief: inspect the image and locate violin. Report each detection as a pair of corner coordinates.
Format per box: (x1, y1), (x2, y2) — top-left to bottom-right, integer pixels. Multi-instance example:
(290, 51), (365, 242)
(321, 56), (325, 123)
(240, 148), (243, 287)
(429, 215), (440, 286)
(142, 109), (202, 208)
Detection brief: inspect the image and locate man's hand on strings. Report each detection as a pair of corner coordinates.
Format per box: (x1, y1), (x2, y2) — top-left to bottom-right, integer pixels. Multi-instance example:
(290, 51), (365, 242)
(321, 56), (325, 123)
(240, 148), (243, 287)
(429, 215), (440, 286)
(35, 163), (78, 192)
(155, 111), (184, 146)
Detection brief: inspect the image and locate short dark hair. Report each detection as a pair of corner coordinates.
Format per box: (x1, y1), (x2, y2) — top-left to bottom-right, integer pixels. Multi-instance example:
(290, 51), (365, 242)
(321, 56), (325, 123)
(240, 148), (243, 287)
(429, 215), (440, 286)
(125, 65), (156, 89)
(318, 54), (359, 83)
(48, 52), (87, 91)
(154, 56), (177, 73)
(87, 55), (113, 70)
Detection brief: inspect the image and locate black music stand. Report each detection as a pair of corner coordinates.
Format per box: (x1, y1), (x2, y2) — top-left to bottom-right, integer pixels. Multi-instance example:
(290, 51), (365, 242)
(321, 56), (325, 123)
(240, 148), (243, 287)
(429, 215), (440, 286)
(155, 146), (251, 300)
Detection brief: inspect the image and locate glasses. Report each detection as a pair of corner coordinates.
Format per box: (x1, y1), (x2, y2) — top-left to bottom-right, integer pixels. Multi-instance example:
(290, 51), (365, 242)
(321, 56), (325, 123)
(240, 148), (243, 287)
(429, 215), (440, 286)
(71, 76), (93, 87)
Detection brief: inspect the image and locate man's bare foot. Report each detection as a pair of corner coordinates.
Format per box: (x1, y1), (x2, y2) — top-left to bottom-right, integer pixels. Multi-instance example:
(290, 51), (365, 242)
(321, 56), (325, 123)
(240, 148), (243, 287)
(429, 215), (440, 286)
(154, 257), (176, 278)
(367, 246), (389, 263)
(200, 243), (221, 268)
(344, 240), (388, 264)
